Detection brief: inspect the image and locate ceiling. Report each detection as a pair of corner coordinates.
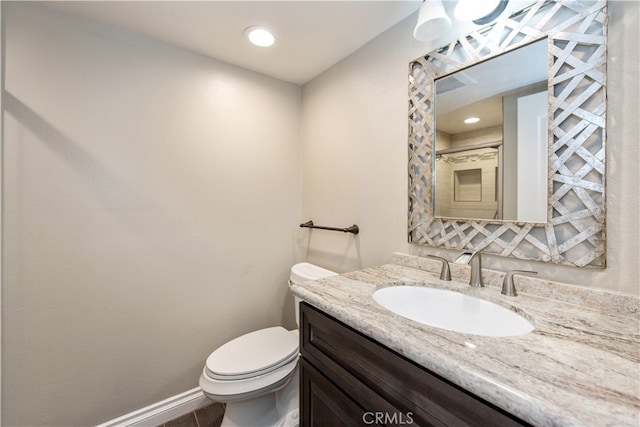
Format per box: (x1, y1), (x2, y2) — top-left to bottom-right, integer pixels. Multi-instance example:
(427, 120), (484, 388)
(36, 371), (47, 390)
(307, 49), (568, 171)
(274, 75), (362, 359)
(44, 0), (423, 85)
(435, 39), (548, 135)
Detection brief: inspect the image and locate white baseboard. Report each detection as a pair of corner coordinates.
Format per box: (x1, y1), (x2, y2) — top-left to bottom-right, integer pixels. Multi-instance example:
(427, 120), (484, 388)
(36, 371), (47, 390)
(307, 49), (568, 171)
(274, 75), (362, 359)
(97, 387), (212, 427)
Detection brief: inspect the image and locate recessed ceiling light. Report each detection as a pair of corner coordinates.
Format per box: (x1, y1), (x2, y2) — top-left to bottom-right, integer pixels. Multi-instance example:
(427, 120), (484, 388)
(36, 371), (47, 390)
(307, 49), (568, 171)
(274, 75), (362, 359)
(464, 117), (480, 124)
(244, 26), (275, 47)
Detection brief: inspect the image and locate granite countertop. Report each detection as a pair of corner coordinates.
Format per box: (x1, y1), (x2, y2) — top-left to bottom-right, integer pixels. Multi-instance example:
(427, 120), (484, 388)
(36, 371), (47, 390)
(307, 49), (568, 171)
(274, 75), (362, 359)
(290, 253), (640, 427)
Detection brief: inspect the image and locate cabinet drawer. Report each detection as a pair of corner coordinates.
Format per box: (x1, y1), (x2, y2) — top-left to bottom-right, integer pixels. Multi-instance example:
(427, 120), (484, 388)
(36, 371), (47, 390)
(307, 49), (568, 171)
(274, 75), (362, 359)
(300, 302), (529, 427)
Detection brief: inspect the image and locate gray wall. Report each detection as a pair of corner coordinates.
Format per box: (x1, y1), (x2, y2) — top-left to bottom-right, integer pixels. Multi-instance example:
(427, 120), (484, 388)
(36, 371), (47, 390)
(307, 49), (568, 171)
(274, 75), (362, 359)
(2, 3), (301, 425)
(300, 0), (639, 295)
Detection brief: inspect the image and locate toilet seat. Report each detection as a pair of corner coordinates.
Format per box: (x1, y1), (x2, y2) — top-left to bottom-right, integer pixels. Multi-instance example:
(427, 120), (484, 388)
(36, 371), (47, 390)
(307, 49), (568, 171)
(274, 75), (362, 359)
(205, 327), (299, 380)
(200, 357), (298, 402)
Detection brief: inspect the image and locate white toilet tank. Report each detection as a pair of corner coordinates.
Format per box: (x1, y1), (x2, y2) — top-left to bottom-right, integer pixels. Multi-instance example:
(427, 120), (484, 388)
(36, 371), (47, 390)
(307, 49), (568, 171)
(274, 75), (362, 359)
(289, 262), (338, 326)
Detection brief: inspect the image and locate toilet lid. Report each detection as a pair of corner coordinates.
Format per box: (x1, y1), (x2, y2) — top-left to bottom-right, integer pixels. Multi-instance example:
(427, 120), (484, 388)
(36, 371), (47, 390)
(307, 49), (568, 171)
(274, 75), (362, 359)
(205, 327), (299, 380)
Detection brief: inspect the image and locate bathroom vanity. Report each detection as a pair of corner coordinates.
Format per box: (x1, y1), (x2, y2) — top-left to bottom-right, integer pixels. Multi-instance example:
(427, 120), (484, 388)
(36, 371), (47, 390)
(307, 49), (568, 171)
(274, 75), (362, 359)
(292, 254), (640, 426)
(300, 302), (528, 426)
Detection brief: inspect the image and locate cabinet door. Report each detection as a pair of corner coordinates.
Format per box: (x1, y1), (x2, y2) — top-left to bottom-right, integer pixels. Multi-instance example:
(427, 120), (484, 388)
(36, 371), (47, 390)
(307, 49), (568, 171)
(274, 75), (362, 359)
(301, 356), (420, 426)
(300, 359), (371, 426)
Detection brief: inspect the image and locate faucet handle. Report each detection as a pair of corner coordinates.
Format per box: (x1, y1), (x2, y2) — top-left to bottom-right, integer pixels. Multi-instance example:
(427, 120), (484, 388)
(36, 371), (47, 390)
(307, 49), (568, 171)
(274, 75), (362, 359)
(426, 255), (451, 281)
(501, 270), (537, 297)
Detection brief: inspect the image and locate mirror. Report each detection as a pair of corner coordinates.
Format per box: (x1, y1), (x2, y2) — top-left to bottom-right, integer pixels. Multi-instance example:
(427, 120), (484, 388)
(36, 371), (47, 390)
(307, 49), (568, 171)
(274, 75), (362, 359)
(408, 0), (607, 268)
(433, 39), (548, 222)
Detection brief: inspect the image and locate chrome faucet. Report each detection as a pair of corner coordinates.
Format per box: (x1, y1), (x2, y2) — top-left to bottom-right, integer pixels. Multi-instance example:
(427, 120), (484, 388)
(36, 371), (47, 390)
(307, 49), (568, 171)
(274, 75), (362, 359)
(456, 250), (484, 287)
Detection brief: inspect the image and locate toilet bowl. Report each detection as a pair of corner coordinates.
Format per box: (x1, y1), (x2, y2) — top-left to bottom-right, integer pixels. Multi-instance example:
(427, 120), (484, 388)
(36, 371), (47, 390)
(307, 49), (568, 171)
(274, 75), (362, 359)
(199, 262), (338, 427)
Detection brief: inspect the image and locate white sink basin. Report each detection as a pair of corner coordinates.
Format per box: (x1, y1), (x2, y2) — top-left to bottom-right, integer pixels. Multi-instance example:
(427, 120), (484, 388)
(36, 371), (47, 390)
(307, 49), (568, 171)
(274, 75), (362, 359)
(373, 286), (533, 337)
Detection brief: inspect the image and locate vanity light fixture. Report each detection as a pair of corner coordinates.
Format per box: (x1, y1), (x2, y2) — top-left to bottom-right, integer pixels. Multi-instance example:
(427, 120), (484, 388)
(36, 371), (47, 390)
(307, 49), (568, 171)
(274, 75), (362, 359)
(464, 117), (480, 124)
(454, 0), (509, 25)
(413, 0), (451, 41)
(244, 26), (275, 47)
(413, 0), (509, 41)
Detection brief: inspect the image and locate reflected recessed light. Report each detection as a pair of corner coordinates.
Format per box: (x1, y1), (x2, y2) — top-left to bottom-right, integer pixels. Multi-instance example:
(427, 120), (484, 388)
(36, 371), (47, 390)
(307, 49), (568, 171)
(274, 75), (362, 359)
(244, 26), (275, 47)
(464, 117), (480, 124)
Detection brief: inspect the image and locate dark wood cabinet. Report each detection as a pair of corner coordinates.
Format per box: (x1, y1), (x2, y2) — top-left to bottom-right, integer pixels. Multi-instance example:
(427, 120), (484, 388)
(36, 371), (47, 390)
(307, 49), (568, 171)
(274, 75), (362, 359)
(299, 302), (530, 427)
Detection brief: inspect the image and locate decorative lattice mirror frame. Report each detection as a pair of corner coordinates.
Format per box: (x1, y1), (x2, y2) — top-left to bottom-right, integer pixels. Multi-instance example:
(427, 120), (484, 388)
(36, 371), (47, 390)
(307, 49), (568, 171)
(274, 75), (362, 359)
(408, 0), (607, 268)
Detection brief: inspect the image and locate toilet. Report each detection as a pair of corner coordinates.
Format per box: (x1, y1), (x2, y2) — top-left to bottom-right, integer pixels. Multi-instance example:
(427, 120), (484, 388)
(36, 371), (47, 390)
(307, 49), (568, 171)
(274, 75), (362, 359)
(199, 262), (338, 427)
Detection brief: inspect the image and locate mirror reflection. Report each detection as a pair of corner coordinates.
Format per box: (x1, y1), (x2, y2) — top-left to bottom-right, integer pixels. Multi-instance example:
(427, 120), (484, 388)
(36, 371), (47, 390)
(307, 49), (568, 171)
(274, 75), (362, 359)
(434, 39), (548, 222)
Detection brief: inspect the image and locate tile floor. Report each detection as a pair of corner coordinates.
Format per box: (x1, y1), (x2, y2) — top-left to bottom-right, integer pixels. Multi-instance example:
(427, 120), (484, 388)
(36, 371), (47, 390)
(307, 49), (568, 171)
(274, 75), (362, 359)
(161, 402), (225, 427)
